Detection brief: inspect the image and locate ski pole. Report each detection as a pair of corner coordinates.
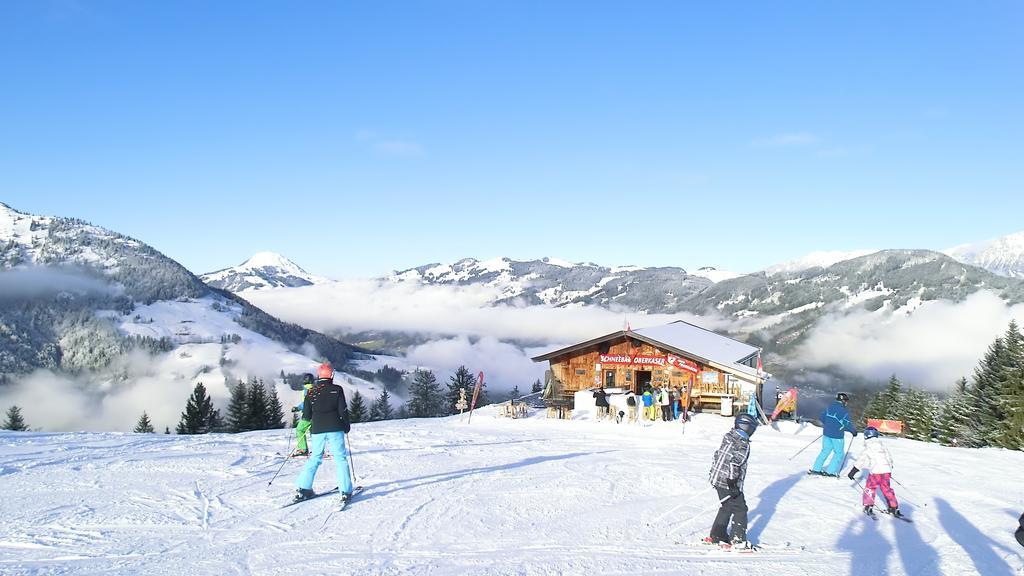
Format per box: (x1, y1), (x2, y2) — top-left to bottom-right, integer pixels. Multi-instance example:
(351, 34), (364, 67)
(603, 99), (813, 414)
(837, 433), (856, 476)
(666, 493), (733, 537)
(889, 477), (926, 507)
(788, 434), (822, 461)
(344, 433), (357, 484)
(268, 452), (293, 486)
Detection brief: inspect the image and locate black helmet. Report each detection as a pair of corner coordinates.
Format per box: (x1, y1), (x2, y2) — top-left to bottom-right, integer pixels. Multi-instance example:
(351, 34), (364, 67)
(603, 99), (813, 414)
(836, 392), (850, 404)
(735, 413), (758, 436)
(302, 373), (315, 385)
(864, 426), (880, 439)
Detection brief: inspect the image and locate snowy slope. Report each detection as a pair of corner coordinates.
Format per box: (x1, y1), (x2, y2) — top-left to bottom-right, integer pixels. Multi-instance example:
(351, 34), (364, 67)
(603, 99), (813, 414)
(945, 231), (1024, 279)
(1, 413), (1021, 575)
(201, 252), (329, 292)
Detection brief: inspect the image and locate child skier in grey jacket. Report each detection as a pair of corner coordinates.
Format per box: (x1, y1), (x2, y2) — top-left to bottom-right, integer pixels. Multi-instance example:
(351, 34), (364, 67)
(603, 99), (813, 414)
(704, 414), (758, 549)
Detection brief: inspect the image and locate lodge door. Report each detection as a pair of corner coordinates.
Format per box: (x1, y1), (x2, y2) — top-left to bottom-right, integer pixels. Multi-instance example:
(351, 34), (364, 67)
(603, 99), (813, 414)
(635, 370), (652, 393)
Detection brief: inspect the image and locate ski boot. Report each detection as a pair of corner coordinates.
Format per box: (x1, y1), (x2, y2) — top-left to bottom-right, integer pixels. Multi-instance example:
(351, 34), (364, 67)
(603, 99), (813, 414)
(336, 491), (354, 510)
(730, 538), (756, 552)
(887, 506), (903, 518)
(291, 449), (309, 458)
(293, 488), (315, 503)
(863, 505), (876, 518)
(807, 469), (823, 476)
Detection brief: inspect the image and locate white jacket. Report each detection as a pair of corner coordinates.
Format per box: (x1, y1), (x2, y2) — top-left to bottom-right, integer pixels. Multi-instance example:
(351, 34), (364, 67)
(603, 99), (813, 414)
(853, 438), (894, 474)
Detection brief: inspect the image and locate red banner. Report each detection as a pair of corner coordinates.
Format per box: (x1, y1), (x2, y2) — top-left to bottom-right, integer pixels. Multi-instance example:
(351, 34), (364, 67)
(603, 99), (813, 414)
(866, 419), (903, 435)
(598, 354), (700, 373)
(666, 355), (700, 374)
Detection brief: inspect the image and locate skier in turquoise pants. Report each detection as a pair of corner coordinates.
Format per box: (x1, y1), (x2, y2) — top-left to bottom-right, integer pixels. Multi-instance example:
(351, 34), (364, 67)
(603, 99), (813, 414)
(809, 392), (857, 477)
(294, 363), (354, 506)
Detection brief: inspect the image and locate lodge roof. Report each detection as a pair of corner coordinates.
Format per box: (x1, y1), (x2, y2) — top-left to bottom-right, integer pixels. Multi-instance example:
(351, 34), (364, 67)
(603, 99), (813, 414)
(531, 321), (764, 382)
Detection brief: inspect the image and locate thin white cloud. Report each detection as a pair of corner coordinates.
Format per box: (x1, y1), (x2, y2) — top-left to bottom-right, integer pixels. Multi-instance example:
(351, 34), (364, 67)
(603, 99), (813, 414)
(750, 132), (820, 148)
(354, 130), (423, 156)
(793, 291), (1024, 391)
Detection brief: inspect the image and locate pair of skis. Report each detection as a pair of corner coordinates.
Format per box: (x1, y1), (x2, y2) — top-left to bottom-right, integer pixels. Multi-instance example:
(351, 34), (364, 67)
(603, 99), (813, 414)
(281, 485), (364, 511)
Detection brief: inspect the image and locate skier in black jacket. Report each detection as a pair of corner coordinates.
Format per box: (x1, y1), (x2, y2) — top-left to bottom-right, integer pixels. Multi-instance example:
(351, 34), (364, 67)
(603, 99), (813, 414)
(293, 363), (353, 506)
(593, 387), (610, 421)
(1016, 513), (1024, 548)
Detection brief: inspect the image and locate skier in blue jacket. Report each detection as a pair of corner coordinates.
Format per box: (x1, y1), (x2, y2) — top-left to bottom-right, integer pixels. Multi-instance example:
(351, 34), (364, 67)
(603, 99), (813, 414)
(809, 392), (857, 477)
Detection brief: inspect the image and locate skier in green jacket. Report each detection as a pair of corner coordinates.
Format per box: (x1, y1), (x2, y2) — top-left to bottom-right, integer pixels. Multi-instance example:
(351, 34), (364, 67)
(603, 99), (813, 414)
(291, 373), (315, 457)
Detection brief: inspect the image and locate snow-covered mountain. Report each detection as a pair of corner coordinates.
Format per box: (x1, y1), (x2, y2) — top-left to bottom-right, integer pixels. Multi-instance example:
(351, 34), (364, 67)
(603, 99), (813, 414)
(944, 230), (1024, 279)
(0, 202), (380, 426)
(201, 252), (328, 292)
(1, 412), (1021, 575)
(761, 249), (879, 276)
(389, 257), (713, 311)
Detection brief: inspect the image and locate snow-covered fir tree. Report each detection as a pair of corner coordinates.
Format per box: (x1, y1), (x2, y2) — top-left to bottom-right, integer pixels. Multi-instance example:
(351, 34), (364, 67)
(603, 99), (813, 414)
(408, 369), (443, 418)
(445, 366), (476, 415)
(349, 391), (368, 423)
(3, 405), (29, 431)
(176, 383), (215, 434)
(133, 412), (155, 433)
(369, 389), (393, 421)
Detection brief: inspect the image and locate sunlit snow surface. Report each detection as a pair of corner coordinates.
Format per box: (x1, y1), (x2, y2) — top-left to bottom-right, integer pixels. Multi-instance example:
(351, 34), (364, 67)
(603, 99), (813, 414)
(1, 412), (1022, 575)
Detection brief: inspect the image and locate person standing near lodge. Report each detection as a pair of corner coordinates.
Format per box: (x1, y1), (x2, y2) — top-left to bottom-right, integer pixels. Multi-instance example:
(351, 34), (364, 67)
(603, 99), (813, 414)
(626, 392), (638, 424)
(642, 388), (655, 420)
(294, 363), (354, 506)
(290, 373), (315, 457)
(809, 392), (857, 477)
(658, 386), (672, 421)
(705, 413), (758, 549)
(593, 386), (610, 421)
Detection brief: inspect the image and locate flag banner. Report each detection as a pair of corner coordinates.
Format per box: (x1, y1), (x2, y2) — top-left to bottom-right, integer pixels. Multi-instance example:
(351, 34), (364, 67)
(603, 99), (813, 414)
(770, 387), (798, 420)
(866, 418), (904, 435)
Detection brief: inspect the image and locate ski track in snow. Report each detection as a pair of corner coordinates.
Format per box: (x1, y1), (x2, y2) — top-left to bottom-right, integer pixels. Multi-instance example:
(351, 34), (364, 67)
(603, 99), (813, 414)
(1, 412), (1023, 575)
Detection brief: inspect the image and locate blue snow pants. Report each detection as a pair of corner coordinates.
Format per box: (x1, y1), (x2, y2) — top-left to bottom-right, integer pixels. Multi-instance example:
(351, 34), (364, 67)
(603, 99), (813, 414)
(812, 436), (846, 475)
(295, 431), (353, 495)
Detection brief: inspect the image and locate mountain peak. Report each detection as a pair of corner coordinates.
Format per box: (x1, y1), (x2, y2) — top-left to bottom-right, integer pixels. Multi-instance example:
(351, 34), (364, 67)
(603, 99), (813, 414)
(201, 252), (327, 292)
(240, 251), (308, 273)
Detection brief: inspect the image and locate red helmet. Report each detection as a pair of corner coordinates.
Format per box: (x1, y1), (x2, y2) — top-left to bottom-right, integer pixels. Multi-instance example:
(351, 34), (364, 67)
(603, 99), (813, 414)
(317, 363), (334, 380)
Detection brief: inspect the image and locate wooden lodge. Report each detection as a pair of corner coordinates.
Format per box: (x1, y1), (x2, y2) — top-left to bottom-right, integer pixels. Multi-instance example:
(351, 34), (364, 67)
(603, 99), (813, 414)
(532, 321), (767, 416)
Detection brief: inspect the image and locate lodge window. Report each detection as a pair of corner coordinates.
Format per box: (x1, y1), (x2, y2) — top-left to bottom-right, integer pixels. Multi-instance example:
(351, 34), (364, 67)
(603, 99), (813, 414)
(604, 370), (615, 387)
(575, 369), (586, 375)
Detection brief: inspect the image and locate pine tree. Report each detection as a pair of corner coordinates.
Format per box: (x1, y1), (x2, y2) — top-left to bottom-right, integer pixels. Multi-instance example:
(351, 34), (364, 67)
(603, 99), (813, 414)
(966, 336), (1007, 447)
(508, 385), (522, 401)
(996, 321), (1024, 449)
(936, 377), (972, 446)
(409, 369), (443, 418)
(370, 389), (393, 421)
(349, 391), (368, 423)
(375, 365), (403, 391)
(531, 378), (543, 394)
(3, 405), (29, 431)
(245, 377), (270, 430)
(862, 389), (886, 426)
(265, 382), (286, 429)
(208, 408), (225, 433)
(176, 382), (215, 434)
(881, 375), (903, 422)
(134, 411), (155, 433)
(226, 380), (249, 432)
(446, 366), (476, 415)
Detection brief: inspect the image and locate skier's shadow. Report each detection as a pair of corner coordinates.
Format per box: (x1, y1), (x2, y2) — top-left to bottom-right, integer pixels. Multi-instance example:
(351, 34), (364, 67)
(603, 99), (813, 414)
(893, 506), (940, 575)
(357, 451), (610, 500)
(746, 471), (803, 543)
(935, 497), (1016, 576)
(836, 516), (892, 576)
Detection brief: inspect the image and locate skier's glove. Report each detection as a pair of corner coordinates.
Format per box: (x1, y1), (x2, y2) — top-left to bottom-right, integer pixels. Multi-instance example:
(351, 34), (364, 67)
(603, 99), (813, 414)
(847, 466), (859, 480)
(726, 478), (741, 498)
(851, 430), (858, 437)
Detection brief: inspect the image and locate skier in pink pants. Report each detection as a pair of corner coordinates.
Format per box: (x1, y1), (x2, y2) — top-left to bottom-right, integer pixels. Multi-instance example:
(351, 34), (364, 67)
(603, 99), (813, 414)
(847, 426), (902, 518)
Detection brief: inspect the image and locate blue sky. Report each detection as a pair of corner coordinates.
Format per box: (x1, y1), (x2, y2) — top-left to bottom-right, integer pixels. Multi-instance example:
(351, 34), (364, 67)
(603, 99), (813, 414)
(2, 1), (1022, 278)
